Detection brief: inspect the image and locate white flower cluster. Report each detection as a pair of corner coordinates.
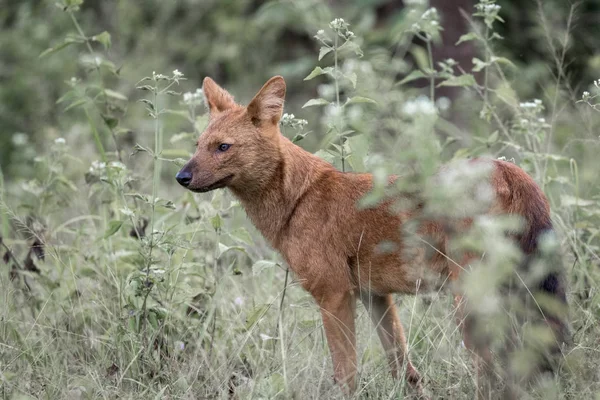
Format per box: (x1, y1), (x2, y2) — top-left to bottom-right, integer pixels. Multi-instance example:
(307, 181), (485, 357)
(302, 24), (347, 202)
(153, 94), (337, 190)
(402, 95), (437, 116)
(474, 0), (502, 26)
(88, 160), (126, 174)
(12, 133), (28, 146)
(519, 99), (543, 110)
(516, 99), (550, 132)
(152, 71), (168, 81)
(54, 137), (66, 145)
(477, 3), (500, 13)
(280, 113), (308, 130)
(329, 18), (355, 40)
(582, 91), (591, 101)
(410, 7), (441, 37)
(183, 88), (204, 106)
(404, 0), (426, 5)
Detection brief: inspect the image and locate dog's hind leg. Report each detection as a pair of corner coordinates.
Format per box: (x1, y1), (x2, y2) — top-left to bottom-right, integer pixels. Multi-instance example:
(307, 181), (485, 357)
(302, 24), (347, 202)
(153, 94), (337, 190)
(360, 292), (426, 397)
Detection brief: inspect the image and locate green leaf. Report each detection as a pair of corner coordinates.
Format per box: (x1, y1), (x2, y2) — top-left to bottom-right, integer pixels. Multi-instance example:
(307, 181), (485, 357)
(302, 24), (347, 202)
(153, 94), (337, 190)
(346, 72), (357, 89)
(103, 220), (123, 239)
(397, 70), (427, 86)
(136, 85), (155, 92)
(210, 214), (222, 231)
(102, 114), (119, 129)
(245, 304), (270, 330)
(138, 99), (155, 110)
(104, 89), (128, 101)
(472, 57), (488, 72)
(217, 244), (245, 258)
(318, 46), (333, 61)
(39, 38), (79, 58)
(229, 228), (254, 246)
(302, 98), (330, 108)
(409, 46), (430, 73)
(487, 131), (499, 144)
(338, 40), (363, 57)
(92, 31), (111, 50)
(345, 96), (376, 106)
(63, 98), (87, 112)
(252, 260), (278, 276)
(490, 56), (516, 69)
(560, 195), (596, 207)
(456, 32), (479, 45)
(304, 66), (326, 81)
(437, 74), (477, 88)
(304, 66), (333, 81)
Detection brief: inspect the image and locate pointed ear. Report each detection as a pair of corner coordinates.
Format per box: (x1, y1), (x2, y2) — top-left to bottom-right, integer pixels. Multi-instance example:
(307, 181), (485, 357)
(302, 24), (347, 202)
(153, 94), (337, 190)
(202, 77), (235, 115)
(247, 76), (286, 125)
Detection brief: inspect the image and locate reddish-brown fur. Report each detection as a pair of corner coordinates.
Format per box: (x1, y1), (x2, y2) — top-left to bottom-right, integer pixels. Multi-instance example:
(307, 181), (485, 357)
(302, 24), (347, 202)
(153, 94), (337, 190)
(176, 76), (568, 399)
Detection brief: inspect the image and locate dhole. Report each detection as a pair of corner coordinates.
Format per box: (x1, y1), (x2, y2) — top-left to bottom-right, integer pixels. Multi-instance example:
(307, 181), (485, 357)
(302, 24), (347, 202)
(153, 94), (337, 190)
(176, 76), (568, 398)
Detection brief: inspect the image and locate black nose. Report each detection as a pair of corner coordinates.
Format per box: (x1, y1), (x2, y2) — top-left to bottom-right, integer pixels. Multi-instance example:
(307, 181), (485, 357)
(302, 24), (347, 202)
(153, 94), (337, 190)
(176, 170), (192, 187)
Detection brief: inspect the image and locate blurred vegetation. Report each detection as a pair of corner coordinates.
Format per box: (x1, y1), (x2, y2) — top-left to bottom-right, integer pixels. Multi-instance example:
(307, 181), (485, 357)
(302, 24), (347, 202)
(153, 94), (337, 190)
(1, 0), (600, 398)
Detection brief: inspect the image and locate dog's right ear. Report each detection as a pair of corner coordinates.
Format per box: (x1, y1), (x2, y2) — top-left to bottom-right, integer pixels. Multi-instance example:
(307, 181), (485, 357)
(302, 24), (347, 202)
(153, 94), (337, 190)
(202, 77), (235, 116)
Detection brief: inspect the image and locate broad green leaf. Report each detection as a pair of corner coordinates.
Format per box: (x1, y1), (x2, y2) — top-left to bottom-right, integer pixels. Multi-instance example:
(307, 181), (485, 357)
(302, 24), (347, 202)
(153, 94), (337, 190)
(346, 72), (357, 88)
(302, 98), (330, 108)
(104, 89), (128, 101)
(318, 46), (333, 61)
(252, 260), (277, 276)
(338, 40), (363, 57)
(397, 70), (427, 86)
(487, 131), (499, 143)
(472, 57), (488, 72)
(456, 32), (479, 45)
(63, 98), (87, 112)
(103, 220), (123, 238)
(304, 66), (326, 81)
(490, 56), (516, 69)
(210, 214), (222, 231)
(560, 195), (596, 207)
(409, 46), (430, 73)
(217, 243), (245, 258)
(39, 38), (78, 58)
(92, 31), (111, 50)
(345, 96), (376, 106)
(437, 74), (477, 88)
(229, 228), (254, 246)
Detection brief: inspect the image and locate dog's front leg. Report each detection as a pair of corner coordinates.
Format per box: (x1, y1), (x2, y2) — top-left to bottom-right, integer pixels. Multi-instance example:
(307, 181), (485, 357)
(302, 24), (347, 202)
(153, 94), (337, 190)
(316, 290), (357, 395)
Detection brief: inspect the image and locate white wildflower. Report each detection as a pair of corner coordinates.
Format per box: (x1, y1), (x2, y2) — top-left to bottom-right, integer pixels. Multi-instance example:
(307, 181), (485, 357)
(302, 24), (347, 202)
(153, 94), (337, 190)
(120, 207), (134, 217)
(54, 137), (66, 145)
(402, 95), (437, 116)
(12, 133), (28, 146)
(173, 69), (183, 78)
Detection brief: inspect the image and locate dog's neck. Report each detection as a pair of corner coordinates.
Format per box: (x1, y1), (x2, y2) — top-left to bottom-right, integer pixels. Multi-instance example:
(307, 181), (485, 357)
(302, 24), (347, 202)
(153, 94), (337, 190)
(229, 135), (335, 249)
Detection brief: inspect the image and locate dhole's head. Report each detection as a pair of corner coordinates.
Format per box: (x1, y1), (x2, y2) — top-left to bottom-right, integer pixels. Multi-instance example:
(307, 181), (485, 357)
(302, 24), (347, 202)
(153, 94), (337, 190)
(176, 76), (286, 193)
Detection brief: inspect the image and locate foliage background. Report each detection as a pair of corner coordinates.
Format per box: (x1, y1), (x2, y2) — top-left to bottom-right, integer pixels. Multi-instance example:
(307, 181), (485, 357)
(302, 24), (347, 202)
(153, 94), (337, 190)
(1, 0), (599, 399)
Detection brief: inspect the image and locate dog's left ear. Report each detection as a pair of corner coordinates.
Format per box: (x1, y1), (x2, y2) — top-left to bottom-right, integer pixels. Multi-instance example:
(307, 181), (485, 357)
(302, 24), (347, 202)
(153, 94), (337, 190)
(247, 76), (286, 126)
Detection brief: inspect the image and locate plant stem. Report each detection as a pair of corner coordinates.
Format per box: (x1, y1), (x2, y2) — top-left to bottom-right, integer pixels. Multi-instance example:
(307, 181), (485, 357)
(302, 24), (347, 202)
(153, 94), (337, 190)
(426, 38), (435, 102)
(333, 34), (345, 172)
(68, 10), (123, 162)
(483, 25), (490, 106)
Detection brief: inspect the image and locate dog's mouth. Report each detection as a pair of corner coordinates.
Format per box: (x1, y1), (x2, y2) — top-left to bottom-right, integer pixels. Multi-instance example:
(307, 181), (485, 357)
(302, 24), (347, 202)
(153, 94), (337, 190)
(189, 175), (234, 193)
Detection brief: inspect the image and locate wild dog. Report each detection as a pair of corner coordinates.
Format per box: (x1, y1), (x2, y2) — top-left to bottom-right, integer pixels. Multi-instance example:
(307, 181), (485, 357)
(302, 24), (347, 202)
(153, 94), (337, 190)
(176, 76), (569, 398)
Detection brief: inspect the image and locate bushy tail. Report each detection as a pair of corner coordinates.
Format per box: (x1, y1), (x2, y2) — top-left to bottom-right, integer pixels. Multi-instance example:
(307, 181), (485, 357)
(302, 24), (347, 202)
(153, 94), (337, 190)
(504, 161), (571, 352)
(494, 160), (570, 350)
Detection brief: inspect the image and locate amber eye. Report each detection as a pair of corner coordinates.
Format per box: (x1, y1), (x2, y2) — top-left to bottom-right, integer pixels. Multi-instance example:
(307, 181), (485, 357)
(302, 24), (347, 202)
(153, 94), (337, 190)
(218, 143), (231, 152)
